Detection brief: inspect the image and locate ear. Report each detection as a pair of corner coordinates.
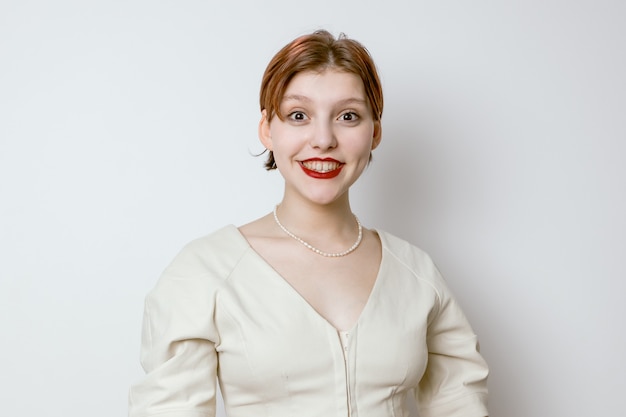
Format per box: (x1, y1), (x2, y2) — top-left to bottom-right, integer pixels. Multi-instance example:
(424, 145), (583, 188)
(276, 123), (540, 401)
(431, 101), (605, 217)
(258, 109), (273, 150)
(371, 120), (382, 150)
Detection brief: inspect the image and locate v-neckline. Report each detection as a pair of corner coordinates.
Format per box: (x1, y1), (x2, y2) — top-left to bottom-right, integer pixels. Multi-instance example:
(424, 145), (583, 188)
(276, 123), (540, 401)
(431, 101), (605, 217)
(230, 224), (387, 334)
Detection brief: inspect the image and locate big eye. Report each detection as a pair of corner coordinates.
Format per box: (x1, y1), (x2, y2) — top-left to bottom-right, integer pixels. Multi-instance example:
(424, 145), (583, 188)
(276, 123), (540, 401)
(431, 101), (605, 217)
(339, 111), (359, 122)
(287, 111), (308, 121)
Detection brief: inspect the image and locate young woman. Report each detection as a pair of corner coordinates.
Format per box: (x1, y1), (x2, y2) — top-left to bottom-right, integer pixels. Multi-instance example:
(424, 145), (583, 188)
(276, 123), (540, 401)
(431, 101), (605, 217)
(129, 30), (489, 417)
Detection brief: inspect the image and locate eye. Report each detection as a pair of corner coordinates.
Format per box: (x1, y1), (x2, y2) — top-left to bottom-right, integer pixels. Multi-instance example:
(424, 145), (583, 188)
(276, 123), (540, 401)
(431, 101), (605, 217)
(339, 111), (359, 122)
(287, 111), (308, 121)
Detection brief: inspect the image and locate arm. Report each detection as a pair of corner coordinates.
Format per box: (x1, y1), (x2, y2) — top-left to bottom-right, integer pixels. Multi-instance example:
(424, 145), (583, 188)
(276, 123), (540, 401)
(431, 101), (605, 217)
(129, 265), (220, 417)
(415, 275), (489, 417)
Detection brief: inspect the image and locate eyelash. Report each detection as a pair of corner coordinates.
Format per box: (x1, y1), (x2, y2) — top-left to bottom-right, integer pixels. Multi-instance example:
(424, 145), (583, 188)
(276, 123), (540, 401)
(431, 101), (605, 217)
(339, 111), (359, 122)
(286, 111), (360, 122)
(287, 111), (307, 121)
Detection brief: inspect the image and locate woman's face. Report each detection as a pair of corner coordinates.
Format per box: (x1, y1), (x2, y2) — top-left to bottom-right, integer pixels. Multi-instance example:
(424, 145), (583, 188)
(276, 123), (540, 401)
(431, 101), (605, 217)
(259, 69), (381, 206)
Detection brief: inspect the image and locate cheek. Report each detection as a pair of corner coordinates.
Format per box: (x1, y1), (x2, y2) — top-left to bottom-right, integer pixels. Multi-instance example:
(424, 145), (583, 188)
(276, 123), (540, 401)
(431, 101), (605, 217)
(267, 127), (287, 154)
(270, 125), (309, 149)
(346, 128), (375, 156)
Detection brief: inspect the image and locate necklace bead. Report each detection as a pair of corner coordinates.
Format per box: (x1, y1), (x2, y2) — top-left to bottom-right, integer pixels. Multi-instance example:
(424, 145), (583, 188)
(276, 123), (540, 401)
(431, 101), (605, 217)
(273, 205), (363, 257)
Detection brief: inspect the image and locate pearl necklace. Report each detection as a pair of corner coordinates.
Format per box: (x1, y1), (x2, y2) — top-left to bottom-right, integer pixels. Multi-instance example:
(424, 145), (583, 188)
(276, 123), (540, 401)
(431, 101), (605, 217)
(273, 205), (363, 257)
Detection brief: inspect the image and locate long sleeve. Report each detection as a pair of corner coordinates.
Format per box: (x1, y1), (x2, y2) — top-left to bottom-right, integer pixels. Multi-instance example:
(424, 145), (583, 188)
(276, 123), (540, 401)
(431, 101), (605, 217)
(415, 272), (489, 417)
(129, 246), (221, 417)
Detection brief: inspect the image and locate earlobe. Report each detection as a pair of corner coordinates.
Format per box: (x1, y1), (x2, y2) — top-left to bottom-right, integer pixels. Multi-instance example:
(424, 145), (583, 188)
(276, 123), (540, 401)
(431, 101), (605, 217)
(258, 110), (273, 150)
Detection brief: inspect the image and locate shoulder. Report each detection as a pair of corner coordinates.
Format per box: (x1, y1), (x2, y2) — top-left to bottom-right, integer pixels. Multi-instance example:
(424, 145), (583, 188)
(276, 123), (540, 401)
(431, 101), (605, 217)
(377, 229), (448, 294)
(145, 225), (250, 319)
(377, 230), (432, 264)
(377, 230), (438, 274)
(158, 225), (250, 285)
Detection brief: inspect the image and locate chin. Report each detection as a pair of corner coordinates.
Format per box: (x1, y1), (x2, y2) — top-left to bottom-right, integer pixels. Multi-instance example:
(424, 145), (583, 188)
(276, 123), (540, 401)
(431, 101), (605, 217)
(305, 190), (349, 206)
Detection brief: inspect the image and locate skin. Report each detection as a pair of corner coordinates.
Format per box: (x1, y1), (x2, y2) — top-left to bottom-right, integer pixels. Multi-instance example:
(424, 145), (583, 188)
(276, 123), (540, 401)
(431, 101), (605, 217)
(239, 69), (382, 331)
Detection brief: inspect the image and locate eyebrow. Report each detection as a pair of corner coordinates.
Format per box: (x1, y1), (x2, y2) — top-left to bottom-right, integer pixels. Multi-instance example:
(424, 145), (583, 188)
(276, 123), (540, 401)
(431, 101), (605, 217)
(281, 95), (368, 106)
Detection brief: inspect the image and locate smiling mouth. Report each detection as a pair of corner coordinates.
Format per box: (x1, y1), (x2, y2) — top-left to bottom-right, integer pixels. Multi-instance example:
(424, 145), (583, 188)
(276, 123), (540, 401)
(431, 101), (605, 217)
(300, 160), (342, 173)
(299, 159), (344, 179)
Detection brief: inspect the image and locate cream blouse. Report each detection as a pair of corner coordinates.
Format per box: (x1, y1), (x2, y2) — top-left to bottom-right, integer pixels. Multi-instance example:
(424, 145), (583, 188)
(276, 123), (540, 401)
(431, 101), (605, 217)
(129, 225), (488, 417)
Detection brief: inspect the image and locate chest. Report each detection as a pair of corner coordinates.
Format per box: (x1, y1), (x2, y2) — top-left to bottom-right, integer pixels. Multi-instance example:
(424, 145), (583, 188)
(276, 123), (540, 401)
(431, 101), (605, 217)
(214, 251), (435, 408)
(267, 244), (381, 331)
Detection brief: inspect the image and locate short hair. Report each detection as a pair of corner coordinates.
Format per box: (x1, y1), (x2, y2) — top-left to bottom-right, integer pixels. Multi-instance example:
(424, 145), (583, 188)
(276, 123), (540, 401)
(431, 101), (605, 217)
(259, 30), (384, 170)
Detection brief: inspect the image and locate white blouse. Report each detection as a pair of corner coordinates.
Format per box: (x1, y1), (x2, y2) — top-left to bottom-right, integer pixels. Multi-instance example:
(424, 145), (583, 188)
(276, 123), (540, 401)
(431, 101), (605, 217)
(129, 225), (488, 417)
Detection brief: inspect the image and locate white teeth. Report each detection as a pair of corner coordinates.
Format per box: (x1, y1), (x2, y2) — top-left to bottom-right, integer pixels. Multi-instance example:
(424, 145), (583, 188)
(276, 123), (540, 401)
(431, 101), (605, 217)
(302, 160), (340, 173)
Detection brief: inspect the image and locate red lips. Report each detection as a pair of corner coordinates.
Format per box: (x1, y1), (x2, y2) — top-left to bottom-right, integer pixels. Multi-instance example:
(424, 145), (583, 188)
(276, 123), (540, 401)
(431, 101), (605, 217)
(299, 158), (344, 179)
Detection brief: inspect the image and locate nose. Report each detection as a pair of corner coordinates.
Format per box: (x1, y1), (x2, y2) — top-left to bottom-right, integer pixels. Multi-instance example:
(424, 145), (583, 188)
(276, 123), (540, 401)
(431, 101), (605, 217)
(309, 120), (337, 150)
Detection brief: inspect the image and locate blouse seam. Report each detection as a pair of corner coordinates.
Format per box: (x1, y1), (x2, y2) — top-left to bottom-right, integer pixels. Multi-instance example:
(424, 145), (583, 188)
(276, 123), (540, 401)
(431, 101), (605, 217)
(212, 245), (271, 415)
(210, 245), (250, 348)
(221, 245), (251, 283)
(382, 246), (443, 318)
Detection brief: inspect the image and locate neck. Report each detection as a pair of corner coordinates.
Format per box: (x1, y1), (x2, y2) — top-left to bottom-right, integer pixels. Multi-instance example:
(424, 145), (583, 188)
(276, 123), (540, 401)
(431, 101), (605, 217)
(277, 197), (354, 232)
(273, 205), (362, 257)
(274, 196), (360, 248)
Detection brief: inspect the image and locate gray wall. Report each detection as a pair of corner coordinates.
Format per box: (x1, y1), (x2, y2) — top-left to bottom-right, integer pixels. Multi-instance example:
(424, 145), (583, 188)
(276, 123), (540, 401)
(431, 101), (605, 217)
(1, 1), (624, 416)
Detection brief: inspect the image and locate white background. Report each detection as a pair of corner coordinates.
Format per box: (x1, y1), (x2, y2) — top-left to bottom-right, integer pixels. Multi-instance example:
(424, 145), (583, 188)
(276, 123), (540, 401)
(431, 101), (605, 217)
(1, 1), (625, 416)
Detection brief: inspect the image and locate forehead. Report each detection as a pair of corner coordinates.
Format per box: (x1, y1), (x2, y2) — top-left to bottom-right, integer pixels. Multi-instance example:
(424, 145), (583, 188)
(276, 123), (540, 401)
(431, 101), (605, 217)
(282, 70), (367, 104)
